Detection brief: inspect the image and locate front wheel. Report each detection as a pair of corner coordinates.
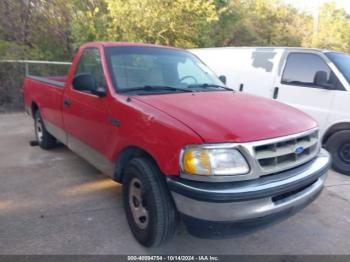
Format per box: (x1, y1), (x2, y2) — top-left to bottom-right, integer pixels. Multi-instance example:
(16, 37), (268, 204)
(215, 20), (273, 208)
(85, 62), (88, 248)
(326, 130), (350, 175)
(123, 158), (177, 247)
(34, 111), (57, 150)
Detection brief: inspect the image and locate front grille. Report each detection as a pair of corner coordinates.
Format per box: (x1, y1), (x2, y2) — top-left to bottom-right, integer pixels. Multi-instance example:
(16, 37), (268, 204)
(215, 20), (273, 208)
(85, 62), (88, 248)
(254, 130), (319, 175)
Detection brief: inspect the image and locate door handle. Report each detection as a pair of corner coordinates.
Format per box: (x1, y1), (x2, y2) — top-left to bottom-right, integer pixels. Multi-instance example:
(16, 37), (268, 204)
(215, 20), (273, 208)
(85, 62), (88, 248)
(273, 87), (279, 99)
(239, 83), (244, 92)
(63, 99), (71, 107)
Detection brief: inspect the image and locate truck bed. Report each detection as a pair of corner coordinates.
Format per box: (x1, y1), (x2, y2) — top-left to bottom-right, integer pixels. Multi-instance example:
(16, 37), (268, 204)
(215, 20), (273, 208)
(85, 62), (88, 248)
(23, 75), (67, 141)
(26, 75), (68, 88)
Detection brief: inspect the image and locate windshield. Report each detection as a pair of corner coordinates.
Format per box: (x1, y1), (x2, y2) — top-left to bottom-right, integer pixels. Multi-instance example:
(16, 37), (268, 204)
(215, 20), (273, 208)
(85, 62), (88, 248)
(326, 52), (350, 84)
(105, 46), (225, 94)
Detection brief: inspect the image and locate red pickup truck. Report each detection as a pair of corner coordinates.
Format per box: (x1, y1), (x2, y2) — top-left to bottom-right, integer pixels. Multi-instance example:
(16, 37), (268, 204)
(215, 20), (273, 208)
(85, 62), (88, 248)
(24, 42), (331, 247)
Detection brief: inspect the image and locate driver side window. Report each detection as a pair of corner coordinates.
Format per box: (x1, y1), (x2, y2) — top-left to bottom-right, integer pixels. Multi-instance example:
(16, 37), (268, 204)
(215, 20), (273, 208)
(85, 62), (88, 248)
(75, 48), (106, 90)
(282, 53), (343, 90)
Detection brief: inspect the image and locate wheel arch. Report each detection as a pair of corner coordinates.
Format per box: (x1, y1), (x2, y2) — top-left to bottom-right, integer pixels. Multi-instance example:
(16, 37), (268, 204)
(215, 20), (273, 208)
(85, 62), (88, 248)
(323, 122), (350, 146)
(114, 146), (160, 183)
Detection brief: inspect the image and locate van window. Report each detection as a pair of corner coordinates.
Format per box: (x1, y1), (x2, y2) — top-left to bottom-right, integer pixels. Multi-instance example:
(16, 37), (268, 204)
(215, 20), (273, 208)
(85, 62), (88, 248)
(75, 48), (106, 90)
(326, 52), (350, 86)
(282, 53), (343, 90)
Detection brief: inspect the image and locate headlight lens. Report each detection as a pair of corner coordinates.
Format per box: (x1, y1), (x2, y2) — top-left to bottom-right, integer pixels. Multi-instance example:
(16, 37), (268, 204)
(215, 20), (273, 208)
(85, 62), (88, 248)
(182, 147), (249, 176)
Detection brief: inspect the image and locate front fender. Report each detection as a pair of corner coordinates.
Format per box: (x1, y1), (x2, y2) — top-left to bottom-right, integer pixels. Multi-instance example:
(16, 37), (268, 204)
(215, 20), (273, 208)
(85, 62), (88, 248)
(108, 97), (203, 176)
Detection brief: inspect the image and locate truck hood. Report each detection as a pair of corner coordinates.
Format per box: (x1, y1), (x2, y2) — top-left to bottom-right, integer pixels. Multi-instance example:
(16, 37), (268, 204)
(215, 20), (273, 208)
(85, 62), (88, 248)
(134, 92), (317, 143)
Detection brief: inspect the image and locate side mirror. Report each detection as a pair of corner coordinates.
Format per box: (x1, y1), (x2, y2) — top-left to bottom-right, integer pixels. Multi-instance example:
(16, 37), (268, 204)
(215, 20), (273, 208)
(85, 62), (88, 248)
(313, 70), (334, 89)
(219, 75), (227, 85)
(313, 71), (327, 86)
(72, 73), (106, 97)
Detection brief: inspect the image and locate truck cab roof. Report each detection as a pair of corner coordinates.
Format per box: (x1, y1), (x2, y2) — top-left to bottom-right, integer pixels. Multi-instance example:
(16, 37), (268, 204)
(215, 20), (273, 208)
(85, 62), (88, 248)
(79, 41), (181, 50)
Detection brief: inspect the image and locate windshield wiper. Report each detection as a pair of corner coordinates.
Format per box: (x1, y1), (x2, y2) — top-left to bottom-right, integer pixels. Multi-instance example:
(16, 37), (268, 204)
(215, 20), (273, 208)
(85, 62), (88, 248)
(119, 85), (194, 93)
(188, 83), (233, 91)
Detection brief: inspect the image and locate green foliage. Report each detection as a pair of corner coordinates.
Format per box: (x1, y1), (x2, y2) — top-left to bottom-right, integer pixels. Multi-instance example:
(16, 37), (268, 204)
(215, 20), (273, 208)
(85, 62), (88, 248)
(71, 0), (112, 50)
(2, 0), (350, 112)
(70, 0), (220, 49)
(0, 0), (73, 60)
(215, 0), (312, 47)
(1, 0), (350, 59)
(304, 2), (350, 53)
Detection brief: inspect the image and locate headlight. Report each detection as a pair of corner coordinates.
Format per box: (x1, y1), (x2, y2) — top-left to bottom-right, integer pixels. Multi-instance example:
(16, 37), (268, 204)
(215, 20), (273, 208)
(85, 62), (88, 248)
(181, 146), (249, 177)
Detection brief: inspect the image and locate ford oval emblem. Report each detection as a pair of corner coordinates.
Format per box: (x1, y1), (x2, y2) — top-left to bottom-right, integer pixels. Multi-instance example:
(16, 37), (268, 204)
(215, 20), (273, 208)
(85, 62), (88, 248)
(295, 146), (305, 155)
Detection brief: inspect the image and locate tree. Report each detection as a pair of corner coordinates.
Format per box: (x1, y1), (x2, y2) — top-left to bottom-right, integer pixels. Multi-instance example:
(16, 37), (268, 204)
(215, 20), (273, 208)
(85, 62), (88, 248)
(70, 0), (220, 48)
(209, 0), (248, 46)
(1, 0), (350, 59)
(217, 0), (311, 47)
(0, 0), (73, 60)
(70, 0), (111, 50)
(303, 2), (350, 52)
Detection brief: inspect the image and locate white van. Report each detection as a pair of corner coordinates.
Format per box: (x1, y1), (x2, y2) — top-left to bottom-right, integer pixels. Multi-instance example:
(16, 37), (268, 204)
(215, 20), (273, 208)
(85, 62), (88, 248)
(190, 47), (350, 175)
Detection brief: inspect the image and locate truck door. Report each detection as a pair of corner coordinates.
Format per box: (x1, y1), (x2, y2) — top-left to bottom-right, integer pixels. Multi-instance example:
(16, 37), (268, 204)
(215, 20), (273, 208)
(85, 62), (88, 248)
(62, 47), (114, 175)
(273, 51), (342, 131)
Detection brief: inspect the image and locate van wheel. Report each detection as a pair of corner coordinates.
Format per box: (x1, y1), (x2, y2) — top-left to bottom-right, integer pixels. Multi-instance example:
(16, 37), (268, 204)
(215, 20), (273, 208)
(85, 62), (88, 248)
(34, 111), (57, 150)
(123, 158), (177, 247)
(326, 130), (350, 175)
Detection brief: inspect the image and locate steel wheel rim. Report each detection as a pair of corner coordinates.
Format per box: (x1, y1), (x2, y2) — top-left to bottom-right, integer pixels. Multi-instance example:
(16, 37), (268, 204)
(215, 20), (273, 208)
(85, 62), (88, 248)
(340, 143), (350, 164)
(35, 117), (43, 143)
(129, 177), (149, 229)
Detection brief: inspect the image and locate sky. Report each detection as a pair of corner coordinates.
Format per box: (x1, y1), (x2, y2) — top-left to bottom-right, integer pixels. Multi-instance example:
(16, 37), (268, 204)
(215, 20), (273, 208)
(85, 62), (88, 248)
(284, 0), (350, 14)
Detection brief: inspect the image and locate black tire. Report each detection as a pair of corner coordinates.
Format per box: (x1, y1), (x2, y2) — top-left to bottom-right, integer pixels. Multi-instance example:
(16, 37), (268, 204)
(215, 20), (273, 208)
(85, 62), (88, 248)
(34, 110), (57, 150)
(123, 157), (178, 247)
(325, 130), (350, 175)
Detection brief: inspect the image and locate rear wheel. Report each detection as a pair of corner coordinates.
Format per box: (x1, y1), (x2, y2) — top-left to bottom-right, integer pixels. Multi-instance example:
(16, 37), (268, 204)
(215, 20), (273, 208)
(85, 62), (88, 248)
(326, 130), (350, 175)
(34, 111), (57, 150)
(123, 158), (177, 247)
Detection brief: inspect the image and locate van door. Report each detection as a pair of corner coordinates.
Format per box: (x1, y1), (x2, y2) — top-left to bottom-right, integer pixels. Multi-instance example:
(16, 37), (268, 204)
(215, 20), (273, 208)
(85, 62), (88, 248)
(238, 48), (282, 98)
(273, 52), (343, 131)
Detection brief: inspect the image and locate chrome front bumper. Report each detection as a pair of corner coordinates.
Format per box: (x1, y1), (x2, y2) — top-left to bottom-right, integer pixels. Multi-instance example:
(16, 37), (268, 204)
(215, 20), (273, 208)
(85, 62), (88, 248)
(167, 149), (330, 222)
